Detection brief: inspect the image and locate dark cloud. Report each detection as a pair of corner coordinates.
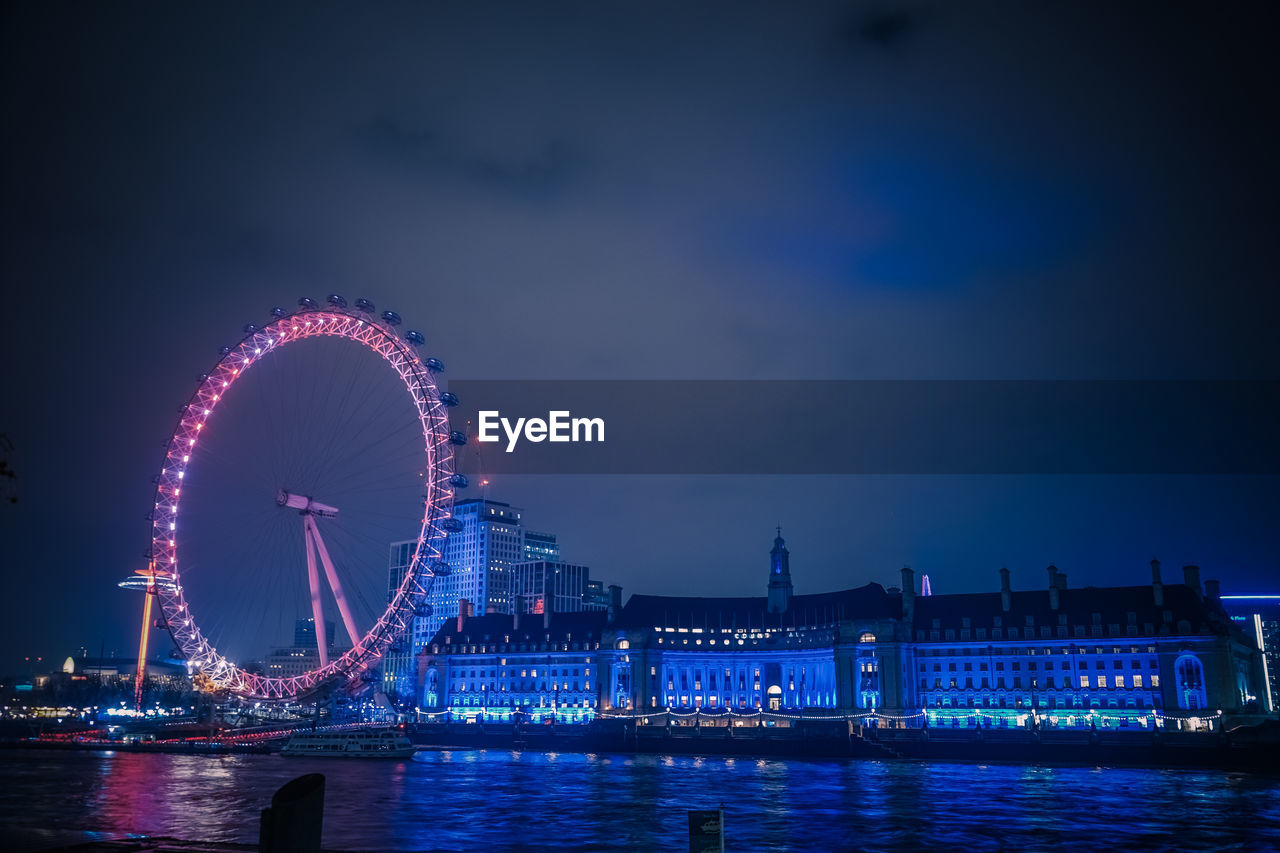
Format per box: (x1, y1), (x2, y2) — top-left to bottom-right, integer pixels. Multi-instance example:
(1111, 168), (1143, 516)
(851, 8), (918, 48)
(1, 1), (1278, 672)
(354, 117), (589, 200)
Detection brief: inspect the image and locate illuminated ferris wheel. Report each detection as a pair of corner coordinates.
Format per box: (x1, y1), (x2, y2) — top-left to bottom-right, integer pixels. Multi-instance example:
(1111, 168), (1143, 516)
(140, 296), (466, 702)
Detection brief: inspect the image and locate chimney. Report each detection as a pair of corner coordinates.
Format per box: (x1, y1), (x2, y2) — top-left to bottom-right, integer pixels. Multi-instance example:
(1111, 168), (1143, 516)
(485, 603), (497, 615)
(457, 598), (469, 632)
(900, 566), (916, 624)
(1204, 579), (1220, 601)
(1000, 567), (1011, 612)
(1151, 559), (1163, 607)
(1048, 564), (1060, 611)
(1182, 565), (1202, 599)
(607, 584), (623, 625)
(543, 591), (553, 630)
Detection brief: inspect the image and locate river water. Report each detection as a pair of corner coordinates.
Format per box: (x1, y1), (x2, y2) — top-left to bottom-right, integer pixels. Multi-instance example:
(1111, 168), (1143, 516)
(2, 748), (1277, 852)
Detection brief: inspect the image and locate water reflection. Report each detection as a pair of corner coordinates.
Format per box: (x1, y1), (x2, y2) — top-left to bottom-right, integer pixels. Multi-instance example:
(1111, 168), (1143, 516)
(0, 749), (1277, 852)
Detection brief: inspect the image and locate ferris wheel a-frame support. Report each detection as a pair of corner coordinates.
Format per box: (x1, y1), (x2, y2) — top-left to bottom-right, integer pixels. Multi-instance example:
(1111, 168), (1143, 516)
(281, 490), (361, 667)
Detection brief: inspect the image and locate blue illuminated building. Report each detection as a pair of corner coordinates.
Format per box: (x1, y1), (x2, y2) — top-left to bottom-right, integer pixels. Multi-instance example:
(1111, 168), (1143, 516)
(417, 536), (1269, 730)
(384, 500), (546, 700)
(1220, 594), (1279, 712)
(381, 540), (419, 700)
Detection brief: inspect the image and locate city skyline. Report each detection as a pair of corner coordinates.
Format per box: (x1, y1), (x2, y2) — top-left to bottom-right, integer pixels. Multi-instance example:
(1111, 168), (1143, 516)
(2, 2), (1278, 677)
(5, 477), (1279, 675)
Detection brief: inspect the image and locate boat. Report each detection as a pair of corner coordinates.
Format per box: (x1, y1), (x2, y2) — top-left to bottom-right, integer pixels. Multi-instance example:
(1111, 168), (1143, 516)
(280, 728), (417, 758)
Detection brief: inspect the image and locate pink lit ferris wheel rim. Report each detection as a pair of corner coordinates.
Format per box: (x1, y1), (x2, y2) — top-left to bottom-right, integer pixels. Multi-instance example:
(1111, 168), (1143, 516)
(148, 303), (455, 701)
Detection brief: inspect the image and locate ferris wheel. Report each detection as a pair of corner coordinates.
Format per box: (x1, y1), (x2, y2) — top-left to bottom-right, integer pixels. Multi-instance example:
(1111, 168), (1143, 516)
(142, 296), (466, 701)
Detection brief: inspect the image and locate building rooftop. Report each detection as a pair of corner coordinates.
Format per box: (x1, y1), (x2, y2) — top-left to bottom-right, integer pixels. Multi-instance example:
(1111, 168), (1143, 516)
(430, 610), (609, 646)
(913, 583), (1227, 635)
(615, 583), (894, 631)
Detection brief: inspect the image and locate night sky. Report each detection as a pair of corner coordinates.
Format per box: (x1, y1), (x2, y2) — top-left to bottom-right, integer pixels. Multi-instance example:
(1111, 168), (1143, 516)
(2, 2), (1278, 674)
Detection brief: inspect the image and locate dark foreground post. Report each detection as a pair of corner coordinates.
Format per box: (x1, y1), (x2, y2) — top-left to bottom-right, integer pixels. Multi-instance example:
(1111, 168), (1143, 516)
(688, 808), (724, 853)
(260, 773), (326, 853)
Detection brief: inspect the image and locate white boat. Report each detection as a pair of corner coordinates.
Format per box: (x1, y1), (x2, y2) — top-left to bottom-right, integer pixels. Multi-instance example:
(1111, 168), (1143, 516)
(280, 728), (417, 758)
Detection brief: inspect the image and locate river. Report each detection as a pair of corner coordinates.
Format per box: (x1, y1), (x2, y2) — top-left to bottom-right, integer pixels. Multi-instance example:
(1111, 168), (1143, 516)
(2, 748), (1278, 851)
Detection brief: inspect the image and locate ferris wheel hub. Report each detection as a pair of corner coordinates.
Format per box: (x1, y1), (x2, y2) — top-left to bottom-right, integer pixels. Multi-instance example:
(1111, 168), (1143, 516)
(276, 489), (340, 517)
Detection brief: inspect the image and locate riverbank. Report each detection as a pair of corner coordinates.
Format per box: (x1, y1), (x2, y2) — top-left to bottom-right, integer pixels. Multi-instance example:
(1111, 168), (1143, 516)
(7, 718), (1278, 772)
(0, 738), (272, 756)
(407, 718), (1280, 772)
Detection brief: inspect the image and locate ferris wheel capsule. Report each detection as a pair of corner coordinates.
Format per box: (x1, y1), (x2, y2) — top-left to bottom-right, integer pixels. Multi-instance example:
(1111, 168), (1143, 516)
(381, 310), (402, 326)
(244, 323), (259, 334)
(430, 561), (453, 576)
(354, 298), (375, 313)
(448, 430), (467, 446)
(218, 346), (231, 356)
(404, 330), (425, 346)
(425, 357), (444, 373)
(449, 473), (469, 488)
(439, 391), (459, 407)
(270, 306), (287, 318)
(442, 518), (464, 532)
(327, 294), (347, 308)
(298, 297), (318, 310)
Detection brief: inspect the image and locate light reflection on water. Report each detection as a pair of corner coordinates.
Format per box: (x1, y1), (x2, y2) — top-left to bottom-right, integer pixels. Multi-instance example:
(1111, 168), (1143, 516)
(1, 749), (1277, 852)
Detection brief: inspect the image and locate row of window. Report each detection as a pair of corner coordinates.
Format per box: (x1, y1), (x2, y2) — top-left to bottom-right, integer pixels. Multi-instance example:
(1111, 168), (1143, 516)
(452, 697), (593, 708)
(456, 683), (590, 693)
(661, 695), (837, 709)
(921, 674), (1160, 690)
(453, 666), (589, 678)
(439, 642), (601, 653)
(917, 645), (1159, 656)
(934, 612), (1179, 630)
(921, 659), (1157, 672)
(928, 696), (1157, 710)
(920, 624), (1194, 642)
(656, 637), (830, 648)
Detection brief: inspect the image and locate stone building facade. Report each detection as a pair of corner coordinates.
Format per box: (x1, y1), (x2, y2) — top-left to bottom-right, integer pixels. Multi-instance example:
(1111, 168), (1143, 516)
(416, 536), (1267, 729)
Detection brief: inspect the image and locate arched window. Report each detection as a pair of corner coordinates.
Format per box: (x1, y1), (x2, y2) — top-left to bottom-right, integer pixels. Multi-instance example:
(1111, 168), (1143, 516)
(424, 668), (440, 708)
(858, 656), (880, 709)
(859, 632), (876, 644)
(1174, 654), (1208, 710)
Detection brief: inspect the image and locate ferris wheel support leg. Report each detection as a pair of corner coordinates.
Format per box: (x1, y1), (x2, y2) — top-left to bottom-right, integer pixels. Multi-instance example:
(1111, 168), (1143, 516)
(304, 520), (329, 669)
(134, 576), (155, 713)
(306, 515), (361, 653)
